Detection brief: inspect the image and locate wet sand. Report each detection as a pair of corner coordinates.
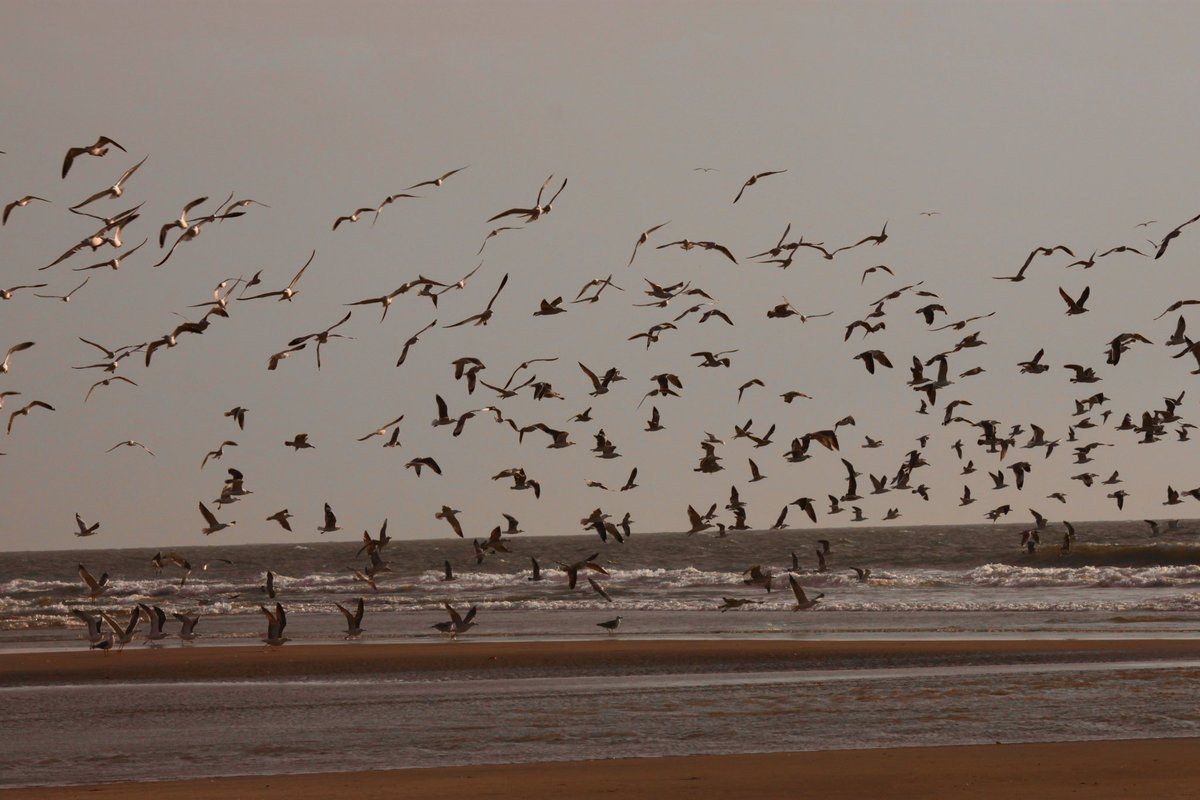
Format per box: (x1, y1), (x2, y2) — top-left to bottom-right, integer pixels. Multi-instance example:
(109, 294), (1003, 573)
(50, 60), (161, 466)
(9, 739), (1200, 799)
(6, 639), (1200, 797)
(6, 637), (1200, 685)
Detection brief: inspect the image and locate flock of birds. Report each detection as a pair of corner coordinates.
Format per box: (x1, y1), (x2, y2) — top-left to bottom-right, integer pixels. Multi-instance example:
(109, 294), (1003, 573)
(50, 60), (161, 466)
(4, 138), (1200, 651)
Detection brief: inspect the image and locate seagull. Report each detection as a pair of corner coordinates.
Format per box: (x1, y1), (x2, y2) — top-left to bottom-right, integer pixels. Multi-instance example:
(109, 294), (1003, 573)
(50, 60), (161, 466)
(73, 238), (149, 271)
(102, 607), (141, 650)
(241, 250), (316, 302)
(260, 603), (289, 646)
(0, 283), (48, 300)
(70, 155), (148, 210)
(158, 197), (211, 246)
(477, 225), (521, 255)
(1154, 211), (1200, 259)
(436, 505), (465, 537)
(200, 441), (237, 469)
(106, 439), (155, 457)
(74, 513), (100, 537)
(396, 320), (438, 366)
(1059, 286), (1090, 315)
(854, 350), (893, 374)
(2, 195), (50, 225)
(61, 136), (127, 178)
(718, 598), (762, 612)
(7, 400), (55, 434)
(788, 575), (824, 611)
(433, 603), (478, 638)
(317, 503), (341, 534)
(335, 598), (366, 638)
(358, 415), (405, 442)
(71, 609), (106, 644)
(371, 192), (421, 226)
(224, 406), (248, 430)
(620, 467), (639, 492)
(743, 565), (773, 592)
(34, 277), (90, 302)
(444, 273), (509, 328)
(78, 564), (109, 598)
(861, 265), (895, 284)
(173, 612), (201, 642)
(137, 604), (169, 643)
(596, 615), (622, 632)
(687, 505), (713, 535)
(406, 456), (442, 476)
(285, 433), (315, 450)
(656, 239), (737, 263)
(588, 577), (613, 603)
(994, 245), (1074, 282)
(733, 169), (787, 203)
(332, 207), (377, 231)
(350, 567), (378, 592)
(406, 165), (468, 190)
(1, 341), (35, 374)
(558, 553), (608, 589)
(527, 557), (545, 581)
(487, 174), (567, 223)
(265, 509), (293, 532)
(433, 262), (485, 304)
(737, 379), (764, 403)
(347, 286), (417, 322)
(628, 221), (671, 267)
(199, 502), (234, 535)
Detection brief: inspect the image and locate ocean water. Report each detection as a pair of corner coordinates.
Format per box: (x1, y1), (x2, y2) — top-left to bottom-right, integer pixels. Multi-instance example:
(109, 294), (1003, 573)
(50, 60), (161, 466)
(3, 520), (1200, 649)
(3, 521), (1200, 788)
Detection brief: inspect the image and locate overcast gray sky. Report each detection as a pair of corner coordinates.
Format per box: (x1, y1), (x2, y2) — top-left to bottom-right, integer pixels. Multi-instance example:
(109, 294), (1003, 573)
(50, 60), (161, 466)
(2, 1), (1199, 551)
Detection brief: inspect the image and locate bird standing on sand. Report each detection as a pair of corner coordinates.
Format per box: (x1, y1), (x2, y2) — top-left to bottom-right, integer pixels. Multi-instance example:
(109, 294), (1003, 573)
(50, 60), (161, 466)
(433, 603), (477, 638)
(335, 598), (366, 638)
(174, 612), (201, 642)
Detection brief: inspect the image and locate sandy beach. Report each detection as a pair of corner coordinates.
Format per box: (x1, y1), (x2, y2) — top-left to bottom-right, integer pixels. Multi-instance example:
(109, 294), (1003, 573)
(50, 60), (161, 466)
(8, 739), (1199, 800)
(6, 637), (1200, 685)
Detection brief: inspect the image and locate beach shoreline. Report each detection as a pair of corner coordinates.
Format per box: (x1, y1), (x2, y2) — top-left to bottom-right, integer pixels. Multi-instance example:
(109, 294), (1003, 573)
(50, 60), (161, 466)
(8, 739), (1200, 799)
(5, 637), (1200, 686)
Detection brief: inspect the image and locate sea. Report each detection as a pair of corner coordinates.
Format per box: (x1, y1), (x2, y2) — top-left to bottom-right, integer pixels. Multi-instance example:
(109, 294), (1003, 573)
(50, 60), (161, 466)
(4, 521), (1200, 646)
(3, 520), (1200, 788)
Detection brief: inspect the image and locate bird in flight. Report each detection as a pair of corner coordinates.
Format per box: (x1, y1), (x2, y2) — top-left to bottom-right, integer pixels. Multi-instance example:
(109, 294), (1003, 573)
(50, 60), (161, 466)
(733, 169), (787, 203)
(70, 156), (148, 210)
(488, 174), (567, 223)
(406, 165), (469, 190)
(2, 195), (50, 226)
(445, 273), (510, 328)
(628, 221), (671, 267)
(61, 136), (127, 178)
(73, 513), (100, 537)
(198, 502), (234, 535)
(1059, 285), (1091, 316)
(241, 250), (316, 302)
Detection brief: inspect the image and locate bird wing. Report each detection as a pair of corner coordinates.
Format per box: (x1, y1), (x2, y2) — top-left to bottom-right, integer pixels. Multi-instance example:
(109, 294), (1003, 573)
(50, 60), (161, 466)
(789, 575), (807, 604)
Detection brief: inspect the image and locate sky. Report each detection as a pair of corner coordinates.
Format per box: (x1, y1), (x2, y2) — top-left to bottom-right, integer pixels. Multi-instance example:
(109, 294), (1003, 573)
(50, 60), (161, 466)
(1, 1), (1199, 551)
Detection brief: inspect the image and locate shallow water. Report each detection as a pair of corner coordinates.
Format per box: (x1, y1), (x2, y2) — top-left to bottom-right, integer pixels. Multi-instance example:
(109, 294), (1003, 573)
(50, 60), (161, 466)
(3, 658), (1198, 788)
